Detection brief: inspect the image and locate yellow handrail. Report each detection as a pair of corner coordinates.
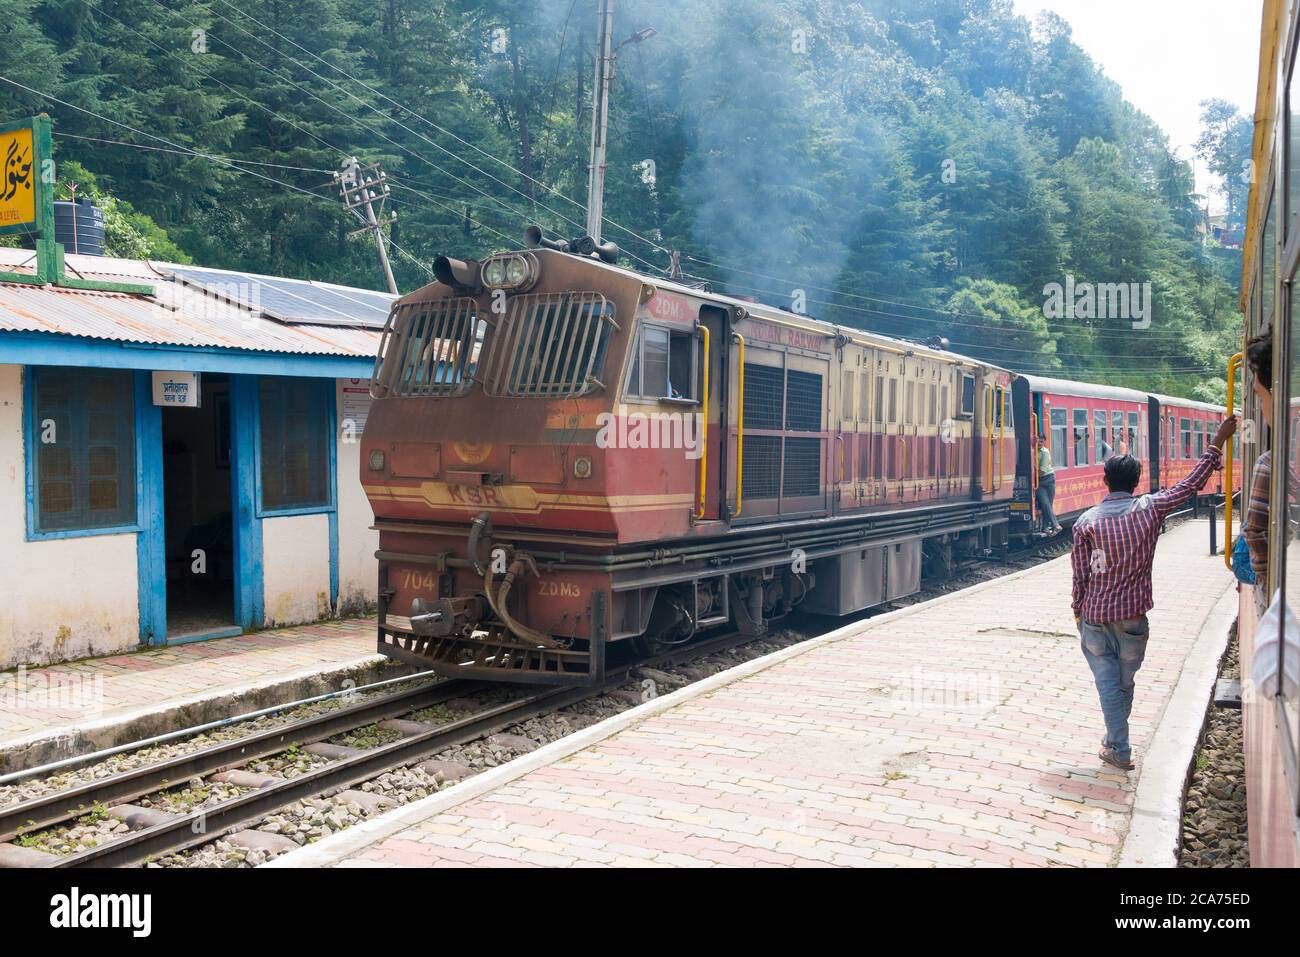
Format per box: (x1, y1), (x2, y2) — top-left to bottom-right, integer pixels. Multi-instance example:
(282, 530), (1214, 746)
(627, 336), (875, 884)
(1224, 351), (1242, 570)
(733, 332), (744, 518)
(696, 323), (710, 519)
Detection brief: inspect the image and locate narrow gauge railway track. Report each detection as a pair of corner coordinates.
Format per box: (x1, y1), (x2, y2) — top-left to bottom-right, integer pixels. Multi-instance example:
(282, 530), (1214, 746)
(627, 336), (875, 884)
(0, 678), (466, 844)
(2, 630), (756, 869)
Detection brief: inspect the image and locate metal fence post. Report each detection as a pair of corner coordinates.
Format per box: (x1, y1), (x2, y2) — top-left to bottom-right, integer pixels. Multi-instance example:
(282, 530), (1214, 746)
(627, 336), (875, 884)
(1209, 495), (1218, 556)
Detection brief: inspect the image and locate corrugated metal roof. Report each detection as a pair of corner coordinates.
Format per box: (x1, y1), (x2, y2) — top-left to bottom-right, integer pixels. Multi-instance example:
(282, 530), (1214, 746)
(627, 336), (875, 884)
(0, 248), (388, 357)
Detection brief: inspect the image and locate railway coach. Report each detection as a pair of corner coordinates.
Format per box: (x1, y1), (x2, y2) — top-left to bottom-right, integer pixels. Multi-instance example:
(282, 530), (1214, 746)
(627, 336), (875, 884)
(1010, 377), (1237, 537)
(360, 231), (1014, 684)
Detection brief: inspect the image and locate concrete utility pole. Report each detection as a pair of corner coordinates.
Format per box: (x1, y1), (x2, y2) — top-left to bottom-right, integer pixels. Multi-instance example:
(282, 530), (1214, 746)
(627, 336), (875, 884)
(585, 0), (615, 243)
(336, 157), (398, 295)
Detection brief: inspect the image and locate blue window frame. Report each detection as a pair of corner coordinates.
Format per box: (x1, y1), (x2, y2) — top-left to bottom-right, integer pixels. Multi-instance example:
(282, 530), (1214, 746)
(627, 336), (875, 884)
(26, 366), (138, 536)
(257, 376), (332, 513)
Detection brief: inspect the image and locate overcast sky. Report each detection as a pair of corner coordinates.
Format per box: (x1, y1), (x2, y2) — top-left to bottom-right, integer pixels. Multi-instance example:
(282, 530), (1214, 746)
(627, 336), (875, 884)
(1011, 0), (1263, 209)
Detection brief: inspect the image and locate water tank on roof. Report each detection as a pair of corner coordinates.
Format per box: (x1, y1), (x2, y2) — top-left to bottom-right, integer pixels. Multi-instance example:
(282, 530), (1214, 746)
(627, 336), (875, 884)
(54, 198), (105, 256)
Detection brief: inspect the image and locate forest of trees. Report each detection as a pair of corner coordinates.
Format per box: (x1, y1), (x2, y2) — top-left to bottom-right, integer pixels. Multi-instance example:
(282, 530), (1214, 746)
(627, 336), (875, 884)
(0, 0), (1255, 401)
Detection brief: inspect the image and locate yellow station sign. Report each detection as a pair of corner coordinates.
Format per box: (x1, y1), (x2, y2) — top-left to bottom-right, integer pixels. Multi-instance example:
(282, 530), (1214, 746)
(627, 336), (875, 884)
(0, 125), (36, 229)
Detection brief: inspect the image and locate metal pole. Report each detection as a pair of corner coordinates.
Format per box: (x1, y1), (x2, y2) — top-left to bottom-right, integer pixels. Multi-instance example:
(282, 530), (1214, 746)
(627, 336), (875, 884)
(586, 0), (614, 242)
(1209, 495), (1218, 556)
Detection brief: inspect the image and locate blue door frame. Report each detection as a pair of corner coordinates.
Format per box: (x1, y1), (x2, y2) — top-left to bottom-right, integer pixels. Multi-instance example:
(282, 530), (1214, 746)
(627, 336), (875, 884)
(136, 372), (340, 644)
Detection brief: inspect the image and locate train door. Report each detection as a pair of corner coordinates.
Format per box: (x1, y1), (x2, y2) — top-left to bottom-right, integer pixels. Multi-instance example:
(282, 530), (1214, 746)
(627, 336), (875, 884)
(975, 372), (1008, 498)
(698, 305), (728, 523)
(834, 346), (864, 515)
(857, 350), (875, 507)
(877, 355), (901, 503)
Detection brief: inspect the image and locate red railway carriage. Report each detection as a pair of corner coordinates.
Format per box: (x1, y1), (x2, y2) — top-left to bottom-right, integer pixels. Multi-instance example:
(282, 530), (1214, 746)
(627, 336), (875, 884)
(1011, 377), (1237, 537)
(1148, 392), (1235, 496)
(361, 239), (1014, 684)
(1011, 376), (1152, 534)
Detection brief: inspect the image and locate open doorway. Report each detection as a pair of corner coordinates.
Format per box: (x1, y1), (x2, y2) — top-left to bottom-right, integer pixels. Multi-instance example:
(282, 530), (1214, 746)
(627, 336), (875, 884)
(162, 373), (235, 639)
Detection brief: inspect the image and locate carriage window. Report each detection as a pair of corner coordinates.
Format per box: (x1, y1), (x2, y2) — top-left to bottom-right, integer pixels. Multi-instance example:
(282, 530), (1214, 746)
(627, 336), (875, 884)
(1129, 411), (1140, 457)
(905, 380), (915, 423)
(1094, 410), (1109, 460)
(1111, 411), (1124, 454)
(888, 379), (898, 423)
(860, 372), (871, 427)
(1050, 408), (1068, 469)
(1180, 417), (1193, 458)
(1195, 420), (1205, 457)
(960, 374), (975, 416)
(1073, 409), (1090, 466)
(874, 376), (884, 425)
(1263, 188), (1276, 324)
(1169, 415), (1176, 458)
(842, 370), (855, 421)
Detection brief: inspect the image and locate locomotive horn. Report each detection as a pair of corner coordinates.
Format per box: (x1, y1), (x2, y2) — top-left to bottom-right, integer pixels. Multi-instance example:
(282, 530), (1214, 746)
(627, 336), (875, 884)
(432, 256), (482, 291)
(573, 234), (621, 264)
(523, 224), (572, 253)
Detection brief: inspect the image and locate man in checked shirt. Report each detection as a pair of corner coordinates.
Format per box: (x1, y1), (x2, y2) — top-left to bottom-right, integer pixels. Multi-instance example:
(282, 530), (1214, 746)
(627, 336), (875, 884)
(1071, 415), (1237, 771)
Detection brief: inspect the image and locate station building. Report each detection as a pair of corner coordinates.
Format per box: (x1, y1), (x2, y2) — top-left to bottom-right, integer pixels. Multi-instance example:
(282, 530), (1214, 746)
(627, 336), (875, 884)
(0, 247), (389, 669)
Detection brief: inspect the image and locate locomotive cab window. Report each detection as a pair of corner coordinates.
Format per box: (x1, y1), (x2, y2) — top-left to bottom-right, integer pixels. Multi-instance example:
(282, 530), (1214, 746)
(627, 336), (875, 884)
(625, 325), (700, 402)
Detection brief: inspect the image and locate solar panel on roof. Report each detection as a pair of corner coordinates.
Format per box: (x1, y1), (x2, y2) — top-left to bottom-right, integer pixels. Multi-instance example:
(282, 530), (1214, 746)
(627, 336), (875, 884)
(164, 265), (394, 329)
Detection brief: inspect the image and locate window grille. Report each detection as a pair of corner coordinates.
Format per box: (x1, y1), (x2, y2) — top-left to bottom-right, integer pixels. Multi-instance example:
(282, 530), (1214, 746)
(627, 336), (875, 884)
(371, 296), (480, 398)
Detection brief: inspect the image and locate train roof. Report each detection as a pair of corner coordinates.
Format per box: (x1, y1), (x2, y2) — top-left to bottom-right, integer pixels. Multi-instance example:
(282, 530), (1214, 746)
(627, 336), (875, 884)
(1021, 374), (1226, 412)
(1146, 392), (1227, 414)
(598, 258), (1009, 371)
(1018, 374), (1149, 403)
(434, 246), (1016, 376)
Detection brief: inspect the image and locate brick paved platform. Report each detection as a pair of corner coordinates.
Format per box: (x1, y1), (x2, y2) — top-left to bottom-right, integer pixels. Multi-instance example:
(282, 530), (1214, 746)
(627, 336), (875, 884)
(0, 618), (403, 773)
(271, 519), (1236, 869)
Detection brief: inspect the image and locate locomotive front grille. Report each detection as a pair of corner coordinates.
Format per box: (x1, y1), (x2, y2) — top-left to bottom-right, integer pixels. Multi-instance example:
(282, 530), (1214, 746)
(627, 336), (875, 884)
(371, 296), (481, 398)
(479, 291), (616, 398)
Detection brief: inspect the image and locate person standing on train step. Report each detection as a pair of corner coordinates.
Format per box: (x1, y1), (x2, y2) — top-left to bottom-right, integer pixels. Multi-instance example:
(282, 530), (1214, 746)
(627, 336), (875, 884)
(1035, 435), (1062, 535)
(1070, 415), (1237, 771)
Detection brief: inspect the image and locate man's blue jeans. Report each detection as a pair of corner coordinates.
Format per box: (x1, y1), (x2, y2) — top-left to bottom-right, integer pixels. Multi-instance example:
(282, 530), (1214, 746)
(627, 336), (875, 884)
(1079, 616), (1150, 761)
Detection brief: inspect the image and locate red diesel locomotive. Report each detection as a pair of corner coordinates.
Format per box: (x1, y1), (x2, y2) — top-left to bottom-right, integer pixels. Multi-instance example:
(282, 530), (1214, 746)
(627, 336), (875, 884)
(361, 235), (1016, 684)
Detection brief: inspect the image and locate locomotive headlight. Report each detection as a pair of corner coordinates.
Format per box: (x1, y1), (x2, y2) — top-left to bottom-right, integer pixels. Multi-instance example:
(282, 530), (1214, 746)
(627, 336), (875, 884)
(368, 450), (386, 471)
(480, 253), (538, 291)
(573, 456), (593, 479)
(481, 257), (508, 287)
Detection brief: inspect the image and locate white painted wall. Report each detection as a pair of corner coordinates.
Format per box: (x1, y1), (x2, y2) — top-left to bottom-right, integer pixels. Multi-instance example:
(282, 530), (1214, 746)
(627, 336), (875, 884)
(261, 512), (331, 627)
(0, 365), (140, 669)
(335, 378), (377, 616)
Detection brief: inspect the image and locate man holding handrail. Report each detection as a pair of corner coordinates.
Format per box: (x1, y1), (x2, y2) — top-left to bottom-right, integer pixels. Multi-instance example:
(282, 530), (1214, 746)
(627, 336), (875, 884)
(1070, 415), (1238, 771)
